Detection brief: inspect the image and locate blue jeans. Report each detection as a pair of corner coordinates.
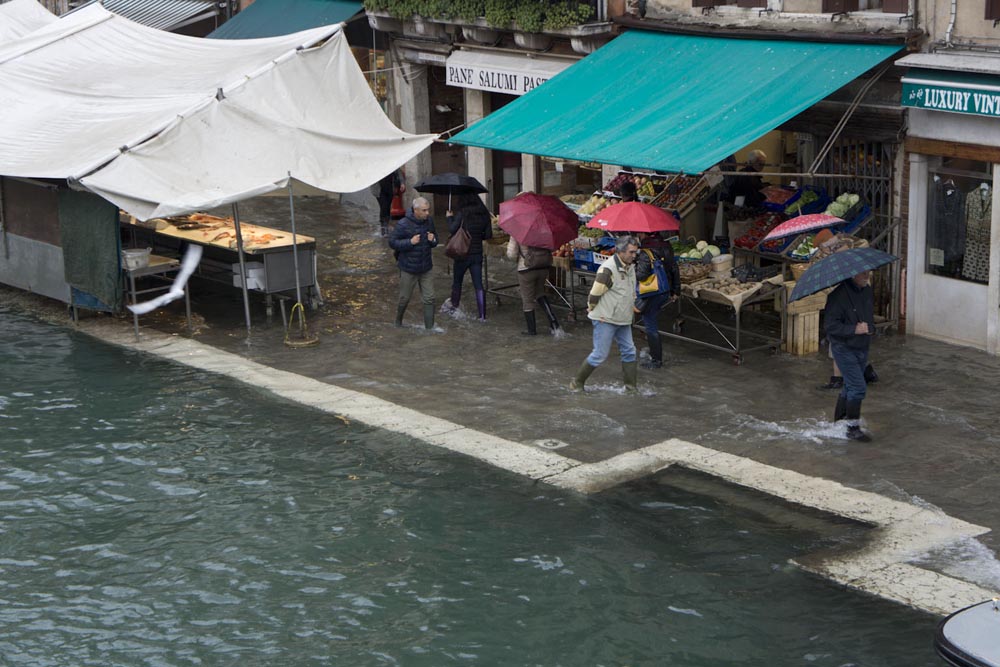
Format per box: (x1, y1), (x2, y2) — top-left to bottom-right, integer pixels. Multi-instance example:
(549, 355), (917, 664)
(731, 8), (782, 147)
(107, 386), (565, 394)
(639, 292), (671, 359)
(452, 254), (484, 291)
(586, 320), (637, 366)
(830, 342), (869, 403)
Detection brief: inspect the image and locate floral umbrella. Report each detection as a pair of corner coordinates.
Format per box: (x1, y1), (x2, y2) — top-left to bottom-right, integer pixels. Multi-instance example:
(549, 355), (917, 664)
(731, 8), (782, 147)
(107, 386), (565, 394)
(585, 201), (680, 233)
(761, 213), (844, 242)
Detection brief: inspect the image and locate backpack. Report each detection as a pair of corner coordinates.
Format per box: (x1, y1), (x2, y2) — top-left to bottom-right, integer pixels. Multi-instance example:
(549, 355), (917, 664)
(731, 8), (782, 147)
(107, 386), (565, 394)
(636, 249), (670, 298)
(521, 245), (552, 271)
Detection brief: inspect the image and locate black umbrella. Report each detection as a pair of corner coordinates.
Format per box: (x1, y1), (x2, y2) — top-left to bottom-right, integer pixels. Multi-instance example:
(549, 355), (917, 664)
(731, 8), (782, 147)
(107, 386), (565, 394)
(789, 248), (898, 302)
(414, 172), (487, 208)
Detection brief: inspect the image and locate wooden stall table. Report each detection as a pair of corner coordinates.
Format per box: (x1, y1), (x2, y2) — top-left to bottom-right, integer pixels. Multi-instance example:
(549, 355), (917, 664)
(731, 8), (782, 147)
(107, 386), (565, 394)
(122, 214), (321, 319)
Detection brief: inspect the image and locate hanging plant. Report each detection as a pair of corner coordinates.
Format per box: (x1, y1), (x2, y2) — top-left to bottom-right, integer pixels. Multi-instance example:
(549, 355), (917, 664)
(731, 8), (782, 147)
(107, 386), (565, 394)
(483, 0), (515, 27)
(511, 2), (544, 32)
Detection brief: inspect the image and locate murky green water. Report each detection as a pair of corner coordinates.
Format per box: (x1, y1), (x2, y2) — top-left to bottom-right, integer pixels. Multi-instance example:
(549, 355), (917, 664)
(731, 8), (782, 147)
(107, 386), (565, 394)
(0, 305), (939, 666)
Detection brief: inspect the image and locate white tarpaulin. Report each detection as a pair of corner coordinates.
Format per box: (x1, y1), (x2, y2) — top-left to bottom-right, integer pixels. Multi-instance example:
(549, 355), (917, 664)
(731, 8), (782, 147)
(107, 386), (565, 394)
(0, 3), (436, 220)
(0, 0), (56, 43)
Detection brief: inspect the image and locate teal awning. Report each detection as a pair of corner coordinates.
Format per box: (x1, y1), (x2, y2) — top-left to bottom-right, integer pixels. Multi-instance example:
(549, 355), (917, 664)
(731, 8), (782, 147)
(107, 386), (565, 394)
(208, 0), (361, 39)
(450, 31), (902, 174)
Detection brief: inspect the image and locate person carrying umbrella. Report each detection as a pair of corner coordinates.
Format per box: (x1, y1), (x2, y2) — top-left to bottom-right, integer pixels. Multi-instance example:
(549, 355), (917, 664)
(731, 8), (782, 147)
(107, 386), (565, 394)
(570, 235), (641, 393)
(445, 194), (493, 320)
(824, 269), (876, 441)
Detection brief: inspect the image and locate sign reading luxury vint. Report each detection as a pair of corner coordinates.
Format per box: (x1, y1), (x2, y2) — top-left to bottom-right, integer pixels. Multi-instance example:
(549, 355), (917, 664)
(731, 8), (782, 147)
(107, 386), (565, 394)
(902, 80), (1000, 118)
(445, 51), (571, 97)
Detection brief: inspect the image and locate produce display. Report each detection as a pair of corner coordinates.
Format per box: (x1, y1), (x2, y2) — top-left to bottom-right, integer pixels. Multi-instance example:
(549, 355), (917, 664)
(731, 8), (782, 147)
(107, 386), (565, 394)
(731, 263), (782, 283)
(696, 276), (758, 296)
(577, 225), (606, 239)
(604, 171), (668, 197)
(789, 235), (818, 260)
(554, 242), (575, 258)
(824, 192), (861, 218)
(761, 186), (795, 205)
(576, 195), (614, 216)
(732, 212), (784, 249)
(679, 262), (712, 283)
(784, 189), (819, 216)
(677, 239), (721, 261)
(559, 194), (591, 205)
(650, 175), (702, 209)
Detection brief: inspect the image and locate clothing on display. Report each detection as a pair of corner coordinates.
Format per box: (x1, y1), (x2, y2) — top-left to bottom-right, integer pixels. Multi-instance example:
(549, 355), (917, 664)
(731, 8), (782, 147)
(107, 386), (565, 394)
(961, 184), (992, 284)
(929, 177), (965, 277)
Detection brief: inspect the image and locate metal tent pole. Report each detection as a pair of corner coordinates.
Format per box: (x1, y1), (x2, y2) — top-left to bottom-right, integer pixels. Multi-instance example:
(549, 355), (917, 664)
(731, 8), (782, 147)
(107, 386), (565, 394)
(231, 202), (252, 336)
(287, 173), (303, 312)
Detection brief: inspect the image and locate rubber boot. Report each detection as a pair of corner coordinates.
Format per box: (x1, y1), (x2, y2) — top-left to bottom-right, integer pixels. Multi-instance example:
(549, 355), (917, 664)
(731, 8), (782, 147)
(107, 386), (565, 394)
(521, 311), (537, 336)
(622, 360), (639, 394)
(864, 363), (879, 384)
(394, 304), (406, 328)
(845, 399), (871, 442)
(536, 296), (560, 333)
(449, 286), (462, 312)
(380, 217), (388, 238)
(641, 337), (662, 369)
(569, 360), (596, 392)
(423, 303), (435, 330)
(475, 289), (487, 321)
(819, 375), (844, 390)
(833, 395), (847, 422)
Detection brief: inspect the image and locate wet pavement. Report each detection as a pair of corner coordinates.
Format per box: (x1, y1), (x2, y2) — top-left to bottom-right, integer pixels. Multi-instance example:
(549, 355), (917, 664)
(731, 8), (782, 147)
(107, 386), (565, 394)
(6, 189), (1000, 604)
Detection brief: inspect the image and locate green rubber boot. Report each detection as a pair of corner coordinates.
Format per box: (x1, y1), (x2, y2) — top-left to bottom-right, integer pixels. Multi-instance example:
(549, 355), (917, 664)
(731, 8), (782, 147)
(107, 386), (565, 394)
(570, 360), (596, 392)
(423, 303), (435, 330)
(623, 360), (638, 394)
(394, 305), (406, 328)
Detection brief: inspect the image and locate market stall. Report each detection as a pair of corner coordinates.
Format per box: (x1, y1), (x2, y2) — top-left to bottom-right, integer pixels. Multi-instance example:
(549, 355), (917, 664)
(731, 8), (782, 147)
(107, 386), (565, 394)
(122, 213), (320, 317)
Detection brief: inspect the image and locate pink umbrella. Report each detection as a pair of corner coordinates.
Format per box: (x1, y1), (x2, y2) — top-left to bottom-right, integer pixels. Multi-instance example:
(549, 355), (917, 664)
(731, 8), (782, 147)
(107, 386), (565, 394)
(586, 202), (680, 233)
(499, 193), (579, 250)
(761, 213), (845, 241)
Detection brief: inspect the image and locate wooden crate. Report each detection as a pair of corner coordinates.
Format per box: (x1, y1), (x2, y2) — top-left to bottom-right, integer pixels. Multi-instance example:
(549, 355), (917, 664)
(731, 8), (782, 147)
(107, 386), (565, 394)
(784, 311), (820, 355)
(784, 281), (833, 315)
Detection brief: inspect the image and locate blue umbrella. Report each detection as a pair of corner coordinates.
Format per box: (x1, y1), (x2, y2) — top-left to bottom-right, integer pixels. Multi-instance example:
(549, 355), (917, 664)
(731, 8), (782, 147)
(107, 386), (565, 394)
(789, 247), (898, 302)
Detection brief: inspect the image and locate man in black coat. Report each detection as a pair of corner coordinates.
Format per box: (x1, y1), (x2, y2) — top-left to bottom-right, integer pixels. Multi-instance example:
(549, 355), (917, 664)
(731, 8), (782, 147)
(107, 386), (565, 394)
(825, 270), (876, 441)
(388, 197), (438, 329)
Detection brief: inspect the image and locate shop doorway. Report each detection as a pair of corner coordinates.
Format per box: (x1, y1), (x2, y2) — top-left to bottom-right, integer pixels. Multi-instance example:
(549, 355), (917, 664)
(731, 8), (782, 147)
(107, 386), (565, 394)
(428, 66), (467, 215)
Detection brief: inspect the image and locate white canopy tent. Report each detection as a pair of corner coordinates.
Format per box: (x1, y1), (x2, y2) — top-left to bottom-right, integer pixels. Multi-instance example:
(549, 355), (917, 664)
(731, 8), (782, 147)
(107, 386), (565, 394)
(0, 0), (56, 43)
(0, 2), (436, 219)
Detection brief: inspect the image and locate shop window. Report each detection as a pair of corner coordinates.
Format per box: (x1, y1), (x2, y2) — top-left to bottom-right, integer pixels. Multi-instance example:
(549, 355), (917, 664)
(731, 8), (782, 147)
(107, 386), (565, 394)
(987, 0), (1000, 20)
(539, 159), (603, 198)
(926, 158), (993, 285)
(821, 0), (859, 11)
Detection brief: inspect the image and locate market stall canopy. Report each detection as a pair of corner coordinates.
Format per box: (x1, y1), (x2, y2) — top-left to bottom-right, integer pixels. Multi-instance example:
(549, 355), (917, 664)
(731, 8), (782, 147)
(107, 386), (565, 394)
(97, 0), (220, 32)
(207, 0), (362, 40)
(449, 31), (902, 174)
(0, 0), (56, 43)
(0, 3), (435, 220)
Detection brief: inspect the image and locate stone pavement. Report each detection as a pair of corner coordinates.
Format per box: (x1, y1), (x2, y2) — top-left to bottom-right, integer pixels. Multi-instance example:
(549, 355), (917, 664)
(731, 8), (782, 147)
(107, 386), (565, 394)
(7, 190), (1000, 614)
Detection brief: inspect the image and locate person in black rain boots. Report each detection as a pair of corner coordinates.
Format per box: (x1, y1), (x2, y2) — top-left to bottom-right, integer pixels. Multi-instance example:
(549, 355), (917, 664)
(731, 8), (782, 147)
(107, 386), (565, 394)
(445, 194), (492, 321)
(825, 269), (876, 441)
(388, 197), (438, 330)
(506, 234), (560, 336)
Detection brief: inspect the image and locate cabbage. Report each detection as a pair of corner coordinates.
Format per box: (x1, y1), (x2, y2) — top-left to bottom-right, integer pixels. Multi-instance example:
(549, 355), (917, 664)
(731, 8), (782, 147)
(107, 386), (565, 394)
(696, 240), (708, 251)
(688, 250), (702, 260)
(707, 245), (721, 257)
(836, 193), (852, 204)
(848, 194), (860, 206)
(826, 202), (848, 217)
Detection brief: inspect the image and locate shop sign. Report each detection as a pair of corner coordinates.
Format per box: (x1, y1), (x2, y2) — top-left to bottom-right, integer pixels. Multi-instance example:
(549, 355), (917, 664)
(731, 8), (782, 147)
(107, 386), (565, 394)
(902, 80), (1000, 118)
(447, 63), (552, 96)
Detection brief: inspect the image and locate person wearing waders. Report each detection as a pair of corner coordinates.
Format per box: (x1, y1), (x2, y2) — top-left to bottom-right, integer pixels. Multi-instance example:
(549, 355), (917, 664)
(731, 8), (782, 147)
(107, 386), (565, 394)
(388, 197), (438, 330)
(825, 269), (876, 441)
(570, 235), (640, 393)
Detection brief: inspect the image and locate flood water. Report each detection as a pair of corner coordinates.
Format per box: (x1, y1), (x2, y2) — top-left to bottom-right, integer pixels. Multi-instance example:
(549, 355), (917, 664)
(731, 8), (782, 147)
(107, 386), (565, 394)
(0, 304), (941, 666)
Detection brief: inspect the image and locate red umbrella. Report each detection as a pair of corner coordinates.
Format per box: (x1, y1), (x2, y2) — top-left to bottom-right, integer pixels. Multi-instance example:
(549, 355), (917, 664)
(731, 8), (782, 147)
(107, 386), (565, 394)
(762, 213), (844, 241)
(498, 193), (579, 250)
(586, 202), (680, 233)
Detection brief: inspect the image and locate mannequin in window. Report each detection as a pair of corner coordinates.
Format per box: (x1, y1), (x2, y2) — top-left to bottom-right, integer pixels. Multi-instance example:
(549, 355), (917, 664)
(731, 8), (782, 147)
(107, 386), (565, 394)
(930, 175), (965, 277)
(961, 182), (992, 283)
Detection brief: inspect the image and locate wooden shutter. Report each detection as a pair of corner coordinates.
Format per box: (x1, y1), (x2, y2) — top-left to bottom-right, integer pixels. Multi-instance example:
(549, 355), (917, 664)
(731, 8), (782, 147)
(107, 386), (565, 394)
(987, 0), (1000, 20)
(822, 0), (860, 11)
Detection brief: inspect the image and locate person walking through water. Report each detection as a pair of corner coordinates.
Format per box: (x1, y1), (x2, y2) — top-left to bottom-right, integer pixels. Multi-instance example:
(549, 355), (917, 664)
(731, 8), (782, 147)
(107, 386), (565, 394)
(375, 168), (404, 238)
(506, 224), (561, 336)
(634, 230), (680, 369)
(825, 269), (876, 441)
(570, 235), (640, 393)
(388, 197), (438, 330)
(445, 194), (493, 321)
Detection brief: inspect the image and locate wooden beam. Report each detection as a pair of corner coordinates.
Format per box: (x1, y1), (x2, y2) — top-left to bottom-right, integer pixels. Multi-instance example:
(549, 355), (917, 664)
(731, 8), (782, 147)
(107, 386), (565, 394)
(905, 137), (1000, 163)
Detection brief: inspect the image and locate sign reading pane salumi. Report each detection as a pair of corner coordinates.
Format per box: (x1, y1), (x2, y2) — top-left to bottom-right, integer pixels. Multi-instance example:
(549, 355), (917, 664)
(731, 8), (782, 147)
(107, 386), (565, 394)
(902, 80), (1000, 118)
(446, 63), (552, 96)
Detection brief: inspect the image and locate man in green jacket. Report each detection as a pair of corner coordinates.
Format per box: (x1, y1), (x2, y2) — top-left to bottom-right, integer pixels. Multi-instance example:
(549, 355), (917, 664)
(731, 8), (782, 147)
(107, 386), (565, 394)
(570, 235), (640, 393)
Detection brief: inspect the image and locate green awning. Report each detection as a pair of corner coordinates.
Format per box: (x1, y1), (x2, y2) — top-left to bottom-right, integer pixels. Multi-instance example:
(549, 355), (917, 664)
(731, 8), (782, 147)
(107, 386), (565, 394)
(450, 31), (902, 174)
(902, 68), (1000, 118)
(208, 0), (361, 39)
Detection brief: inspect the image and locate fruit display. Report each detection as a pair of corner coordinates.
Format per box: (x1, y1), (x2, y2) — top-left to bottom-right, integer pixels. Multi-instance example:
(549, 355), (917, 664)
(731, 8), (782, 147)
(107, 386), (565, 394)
(577, 195), (615, 216)
(578, 225), (606, 239)
(560, 194), (591, 205)
(650, 175), (702, 209)
(604, 171), (668, 197)
(554, 242), (574, 258)
(733, 212), (784, 249)
(761, 186), (795, 205)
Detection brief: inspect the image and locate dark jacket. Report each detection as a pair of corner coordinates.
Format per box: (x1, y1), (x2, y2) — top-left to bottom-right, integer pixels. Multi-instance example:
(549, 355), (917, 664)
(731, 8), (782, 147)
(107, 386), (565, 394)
(389, 208), (438, 274)
(729, 166), (765, 208)
(635, 237), (680, 297)
(447, 202), (493, 256)
(824, 279), (875, 350)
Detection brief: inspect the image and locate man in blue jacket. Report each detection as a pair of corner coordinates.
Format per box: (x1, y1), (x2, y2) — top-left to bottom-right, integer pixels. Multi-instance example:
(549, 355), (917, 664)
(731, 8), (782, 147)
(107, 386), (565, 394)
(389, 197), (438, 329)
(825, 269), (875, 442)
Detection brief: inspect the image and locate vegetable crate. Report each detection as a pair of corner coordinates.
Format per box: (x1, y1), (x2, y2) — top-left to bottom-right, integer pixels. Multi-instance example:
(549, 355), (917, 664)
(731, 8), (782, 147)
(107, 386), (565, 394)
(765, 185), (830, 216)
(573, 248), (607, 273)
